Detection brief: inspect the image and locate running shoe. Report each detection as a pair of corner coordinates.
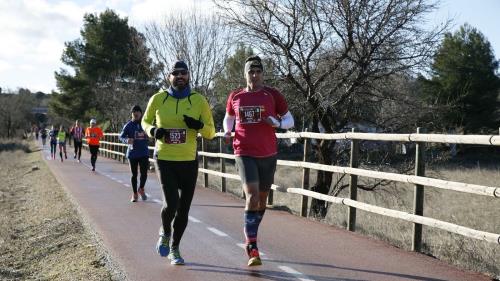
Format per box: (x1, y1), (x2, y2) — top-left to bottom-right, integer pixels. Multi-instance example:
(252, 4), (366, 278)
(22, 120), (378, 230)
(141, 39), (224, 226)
(138, 188), (147, 201)
(156, 234), (170, 257)
(130, 193), (138, 202)
(168, 248), (185, 265)
(247, 248), (262, 266)
(74, 154), (76, 159)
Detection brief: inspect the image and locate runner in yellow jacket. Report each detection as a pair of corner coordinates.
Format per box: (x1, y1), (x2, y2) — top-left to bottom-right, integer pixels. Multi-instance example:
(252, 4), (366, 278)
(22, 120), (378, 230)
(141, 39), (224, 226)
(142, 60), (215, 265)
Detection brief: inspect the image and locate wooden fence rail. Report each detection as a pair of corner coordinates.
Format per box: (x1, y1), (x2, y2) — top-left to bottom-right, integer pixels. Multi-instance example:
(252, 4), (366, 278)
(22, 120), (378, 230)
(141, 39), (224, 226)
(84, 130), (500, 250)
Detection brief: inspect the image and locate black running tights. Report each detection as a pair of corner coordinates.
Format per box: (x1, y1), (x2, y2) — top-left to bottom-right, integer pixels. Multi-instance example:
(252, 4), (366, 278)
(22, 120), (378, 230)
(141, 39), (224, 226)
(89, 145), (99, 167)
(155, 159), (198, 248)
(74, 141), (82, 160)
(129, 157), (149, 193)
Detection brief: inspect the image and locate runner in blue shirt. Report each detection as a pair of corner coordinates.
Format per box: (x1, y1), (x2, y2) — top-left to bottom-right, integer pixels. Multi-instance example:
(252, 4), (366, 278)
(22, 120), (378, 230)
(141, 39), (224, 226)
(120, 105), (150, 202)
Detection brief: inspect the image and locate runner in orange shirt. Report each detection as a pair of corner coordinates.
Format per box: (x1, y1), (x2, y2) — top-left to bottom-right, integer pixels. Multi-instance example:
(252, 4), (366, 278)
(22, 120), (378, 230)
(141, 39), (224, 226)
(85, 119), (104, 171)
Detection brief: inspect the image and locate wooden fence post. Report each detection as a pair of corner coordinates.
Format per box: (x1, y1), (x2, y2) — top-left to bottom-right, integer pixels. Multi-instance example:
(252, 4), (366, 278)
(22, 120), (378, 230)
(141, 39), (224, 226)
(348, 128), (359, 231)
(122, 138), (126, 164)
(102, 135), (105, 158)
(115, 136), (119, 161)
(113, 136), (116, 160)
(219, 135), (226, 193)
(267, 187), (274, 206)
(301, 132), (310, 217)
(412, 127), (425, 252)
(202, 138), (208, 188)
(114, 136), (117, 160)
(118, 136), (122, 162)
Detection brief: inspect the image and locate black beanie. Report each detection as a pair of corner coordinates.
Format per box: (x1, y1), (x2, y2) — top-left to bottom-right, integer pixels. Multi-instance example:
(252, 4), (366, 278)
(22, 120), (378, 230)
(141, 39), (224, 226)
(131, 105), (142, 113)
(170, 60), (189, 73)
(244, 56), (263, 73)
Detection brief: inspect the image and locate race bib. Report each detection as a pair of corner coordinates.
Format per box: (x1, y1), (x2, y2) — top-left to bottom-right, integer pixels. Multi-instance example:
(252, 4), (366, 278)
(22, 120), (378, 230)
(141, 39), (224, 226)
(239, 106), (262, 124)
(134, 131), (147, 140)
(90, 133), (97, 138)
(164, 129), (187, 144)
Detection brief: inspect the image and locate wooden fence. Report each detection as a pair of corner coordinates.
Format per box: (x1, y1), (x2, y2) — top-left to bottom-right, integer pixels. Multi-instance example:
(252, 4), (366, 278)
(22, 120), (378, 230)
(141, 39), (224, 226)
(84, 129), (500, 252)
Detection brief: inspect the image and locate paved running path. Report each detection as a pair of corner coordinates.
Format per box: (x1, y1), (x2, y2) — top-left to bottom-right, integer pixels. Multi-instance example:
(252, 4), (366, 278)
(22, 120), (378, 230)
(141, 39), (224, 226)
(39, 143), (489, 281)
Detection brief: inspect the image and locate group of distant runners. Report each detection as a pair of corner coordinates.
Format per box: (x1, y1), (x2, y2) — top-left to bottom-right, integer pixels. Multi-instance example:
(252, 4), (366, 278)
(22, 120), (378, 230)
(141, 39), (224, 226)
(38, 57), (294, 267)
(40, 120), (99, 167)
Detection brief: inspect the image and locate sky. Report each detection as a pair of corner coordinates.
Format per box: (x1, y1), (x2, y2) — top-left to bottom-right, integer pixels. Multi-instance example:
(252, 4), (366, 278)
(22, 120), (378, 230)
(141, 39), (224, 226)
(0, 0), (499, 94)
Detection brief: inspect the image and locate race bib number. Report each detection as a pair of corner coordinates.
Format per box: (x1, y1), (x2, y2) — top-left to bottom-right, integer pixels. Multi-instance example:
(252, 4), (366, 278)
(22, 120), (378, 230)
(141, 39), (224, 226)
(134, 131), (147, 140)
(239, 106), (262, 124)
(90, 133), (97, 138)
(164, 129), (187, 144)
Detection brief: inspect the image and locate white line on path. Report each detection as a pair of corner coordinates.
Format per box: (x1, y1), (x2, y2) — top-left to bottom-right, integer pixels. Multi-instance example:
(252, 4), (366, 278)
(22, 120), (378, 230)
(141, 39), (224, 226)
(117, 180), (124, 183)
(152, 199), (163, 204)
(188, 216), (201, 223)
(207, 227), (228, 237)
(278, 266), (314, 281)
(124, 184), (131, 187)
(236, 243), (266, 256)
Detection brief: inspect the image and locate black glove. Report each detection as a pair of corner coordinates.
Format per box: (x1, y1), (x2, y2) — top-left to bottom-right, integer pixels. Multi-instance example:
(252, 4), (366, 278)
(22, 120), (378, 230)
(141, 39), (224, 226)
(150, 127), (166, 140)
(183, 115), (204, 130)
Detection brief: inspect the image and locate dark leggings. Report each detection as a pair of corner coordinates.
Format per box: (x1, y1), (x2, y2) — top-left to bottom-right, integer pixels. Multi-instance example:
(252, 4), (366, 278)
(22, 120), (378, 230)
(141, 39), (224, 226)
(74, 141), (82, 160)
(89, 145), (99, 167)
(50, 142), (57, 156)
(129, 157), (149, 193)
(155, 160), (198, 248)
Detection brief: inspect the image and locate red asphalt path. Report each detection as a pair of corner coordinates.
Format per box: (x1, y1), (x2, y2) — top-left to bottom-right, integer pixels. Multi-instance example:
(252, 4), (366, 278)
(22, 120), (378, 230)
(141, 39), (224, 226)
(39, 143), (490, 281)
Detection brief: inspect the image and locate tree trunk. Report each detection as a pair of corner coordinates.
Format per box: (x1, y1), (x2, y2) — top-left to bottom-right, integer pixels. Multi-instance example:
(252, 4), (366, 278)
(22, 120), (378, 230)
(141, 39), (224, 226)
(310, 139), (335, 218)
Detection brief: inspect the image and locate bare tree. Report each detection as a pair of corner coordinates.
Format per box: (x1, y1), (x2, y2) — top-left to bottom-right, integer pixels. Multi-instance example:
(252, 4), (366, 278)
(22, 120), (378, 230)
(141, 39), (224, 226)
(143, 10), (233, 102)
(0, 89), (36, 138)
(93, 69), (157, 131)
(216, 0), (449, 217)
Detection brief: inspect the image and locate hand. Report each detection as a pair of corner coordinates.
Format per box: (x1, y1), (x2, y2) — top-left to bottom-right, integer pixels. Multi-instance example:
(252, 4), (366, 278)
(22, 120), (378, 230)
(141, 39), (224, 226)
(223, 131), (232, 145)
(183, 115), (204, 130)
(264, 116), (280, 128)
(150, 127), (166, 140)
(127, 138), (134, 144)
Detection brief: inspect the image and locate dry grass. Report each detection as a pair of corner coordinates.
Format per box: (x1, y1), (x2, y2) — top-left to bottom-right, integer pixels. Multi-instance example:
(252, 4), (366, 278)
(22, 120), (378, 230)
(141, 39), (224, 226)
(0, 139), (119, 280)
(199, 158), (500, 278)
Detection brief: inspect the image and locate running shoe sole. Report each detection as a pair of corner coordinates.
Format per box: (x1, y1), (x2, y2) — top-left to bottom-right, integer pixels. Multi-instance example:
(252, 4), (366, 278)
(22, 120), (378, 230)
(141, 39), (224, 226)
(168, 254), (185, 265)
(248, 257), (262, 266)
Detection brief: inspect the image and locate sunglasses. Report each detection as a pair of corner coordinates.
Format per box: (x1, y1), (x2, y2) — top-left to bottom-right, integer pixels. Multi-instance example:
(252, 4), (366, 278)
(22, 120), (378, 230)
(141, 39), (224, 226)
(171, 70), (188, 76)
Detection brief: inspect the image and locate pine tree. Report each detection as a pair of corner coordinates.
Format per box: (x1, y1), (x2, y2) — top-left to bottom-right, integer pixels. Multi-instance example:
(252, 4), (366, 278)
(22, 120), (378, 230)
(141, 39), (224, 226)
(421, 24), (500, 133)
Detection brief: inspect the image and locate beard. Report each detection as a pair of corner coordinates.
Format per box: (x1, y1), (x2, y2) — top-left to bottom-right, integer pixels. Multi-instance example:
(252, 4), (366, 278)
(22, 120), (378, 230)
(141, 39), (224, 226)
(172, 77), (188, 90)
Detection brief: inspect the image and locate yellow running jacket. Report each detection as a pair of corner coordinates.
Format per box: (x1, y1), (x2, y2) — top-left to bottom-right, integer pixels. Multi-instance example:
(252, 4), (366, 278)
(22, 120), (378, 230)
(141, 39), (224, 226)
(142, 90), (215, 161)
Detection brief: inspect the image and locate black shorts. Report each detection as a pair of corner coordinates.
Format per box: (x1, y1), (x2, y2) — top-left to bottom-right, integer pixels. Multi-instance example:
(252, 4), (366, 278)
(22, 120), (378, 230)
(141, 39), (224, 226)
(235, 155), (277, 191)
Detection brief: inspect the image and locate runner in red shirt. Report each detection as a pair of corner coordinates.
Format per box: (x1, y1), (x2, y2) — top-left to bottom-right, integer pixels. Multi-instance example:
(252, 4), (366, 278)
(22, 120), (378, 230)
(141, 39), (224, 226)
(223, 55), (294, 266)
